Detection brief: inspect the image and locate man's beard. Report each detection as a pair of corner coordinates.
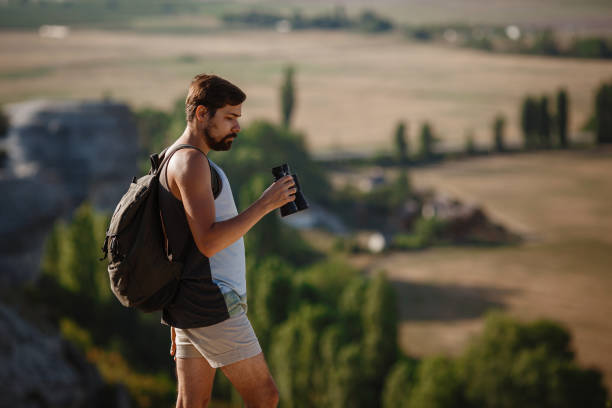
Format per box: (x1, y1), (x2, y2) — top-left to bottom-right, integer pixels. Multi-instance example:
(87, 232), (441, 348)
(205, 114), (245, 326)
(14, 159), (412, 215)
(204, 125), (236, 151)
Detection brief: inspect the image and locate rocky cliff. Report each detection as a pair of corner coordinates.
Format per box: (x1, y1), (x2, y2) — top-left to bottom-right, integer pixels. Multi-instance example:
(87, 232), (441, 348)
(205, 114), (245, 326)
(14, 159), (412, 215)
(1, 99), (139, 286)
(0, 99), (140, 407)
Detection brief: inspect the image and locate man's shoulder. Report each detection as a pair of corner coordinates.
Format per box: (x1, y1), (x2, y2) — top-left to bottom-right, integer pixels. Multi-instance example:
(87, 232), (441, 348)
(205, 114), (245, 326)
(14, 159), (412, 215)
(168, 147), (209, 176)
(166, 148), (212, 195)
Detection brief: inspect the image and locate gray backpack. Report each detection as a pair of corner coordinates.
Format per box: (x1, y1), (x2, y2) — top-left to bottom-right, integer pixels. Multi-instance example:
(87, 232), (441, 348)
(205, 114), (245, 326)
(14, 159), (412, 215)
(101, 144), (221, 312)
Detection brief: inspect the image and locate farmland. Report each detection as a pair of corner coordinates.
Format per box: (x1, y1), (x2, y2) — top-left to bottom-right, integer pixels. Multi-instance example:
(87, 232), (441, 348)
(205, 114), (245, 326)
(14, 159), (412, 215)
(1, 28), (611, 155)
(346, 147), (612, 391)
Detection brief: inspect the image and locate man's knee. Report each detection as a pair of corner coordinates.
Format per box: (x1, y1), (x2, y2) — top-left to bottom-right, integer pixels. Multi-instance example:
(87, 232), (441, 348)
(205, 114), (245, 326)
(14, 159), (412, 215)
(257, 380), (280, 408)
(247, 380), (279, 408)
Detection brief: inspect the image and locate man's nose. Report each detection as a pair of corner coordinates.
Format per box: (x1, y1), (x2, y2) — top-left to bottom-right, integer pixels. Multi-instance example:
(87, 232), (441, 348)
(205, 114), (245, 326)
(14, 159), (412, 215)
(233, 122), (241, 133)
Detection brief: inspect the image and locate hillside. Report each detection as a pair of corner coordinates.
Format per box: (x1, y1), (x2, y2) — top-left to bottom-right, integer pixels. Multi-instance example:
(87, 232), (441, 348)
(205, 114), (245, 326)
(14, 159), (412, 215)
(348, 147), (612, 392)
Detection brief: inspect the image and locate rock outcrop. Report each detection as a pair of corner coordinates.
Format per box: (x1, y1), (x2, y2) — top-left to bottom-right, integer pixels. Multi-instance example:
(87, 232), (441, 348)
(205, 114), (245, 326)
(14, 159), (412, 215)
(0, 303), (130, 408)
(0, 99), (140, 407)
(0, 99), (139, 286)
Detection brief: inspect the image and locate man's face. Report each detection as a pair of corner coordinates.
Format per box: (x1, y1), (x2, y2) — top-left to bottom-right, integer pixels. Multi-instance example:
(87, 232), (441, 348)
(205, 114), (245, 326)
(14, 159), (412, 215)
(201, 104), (242, 151)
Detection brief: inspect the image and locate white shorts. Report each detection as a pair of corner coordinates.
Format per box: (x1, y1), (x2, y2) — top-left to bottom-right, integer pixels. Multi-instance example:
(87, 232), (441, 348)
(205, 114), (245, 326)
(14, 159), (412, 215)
(174, 307), (262, 368)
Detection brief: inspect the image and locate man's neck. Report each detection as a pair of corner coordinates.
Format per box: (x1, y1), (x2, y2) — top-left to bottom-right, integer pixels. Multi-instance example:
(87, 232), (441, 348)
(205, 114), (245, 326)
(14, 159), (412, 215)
(175, 125), (211, 155)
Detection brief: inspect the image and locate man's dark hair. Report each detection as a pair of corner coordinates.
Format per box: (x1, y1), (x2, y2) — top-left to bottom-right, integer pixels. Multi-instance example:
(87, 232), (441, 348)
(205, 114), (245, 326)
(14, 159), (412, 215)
(185, 74), (246, 122)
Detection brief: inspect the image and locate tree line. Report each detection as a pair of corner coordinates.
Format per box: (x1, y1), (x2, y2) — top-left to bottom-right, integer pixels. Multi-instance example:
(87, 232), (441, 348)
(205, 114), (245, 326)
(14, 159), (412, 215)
(221, 7), (612, 60)
(405, 25), (612, 60)
(384, 79), (612, 166)
(222, 6), (393, 34)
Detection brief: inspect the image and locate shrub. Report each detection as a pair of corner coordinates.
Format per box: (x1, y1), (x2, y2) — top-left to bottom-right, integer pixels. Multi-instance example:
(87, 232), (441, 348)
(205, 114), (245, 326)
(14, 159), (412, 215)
(460, 312), (609, 408)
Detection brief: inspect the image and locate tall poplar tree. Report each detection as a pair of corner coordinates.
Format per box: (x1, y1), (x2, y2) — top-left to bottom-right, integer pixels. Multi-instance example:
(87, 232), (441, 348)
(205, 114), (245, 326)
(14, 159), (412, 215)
(556, 88), (569, 148)
(382, 359), (418, 408)
(493, 114), (506, 152)
(362, 273), (398, 406)
(595, 82), (612, 144)
(539, 96), (551, 148)
(393, 121), (409, 164)
(270, 304), (334, 407)
(250, 257), (293, 352)
(327, 344), (365, 408)
(418, 122), (436, 160)
(281, 65), (296, 128)
(521, 96), (538, 149)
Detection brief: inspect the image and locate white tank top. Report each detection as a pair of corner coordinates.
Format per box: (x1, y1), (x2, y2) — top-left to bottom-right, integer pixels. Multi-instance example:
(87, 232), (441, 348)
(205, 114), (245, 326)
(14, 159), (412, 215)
(208, 160), (247, 296)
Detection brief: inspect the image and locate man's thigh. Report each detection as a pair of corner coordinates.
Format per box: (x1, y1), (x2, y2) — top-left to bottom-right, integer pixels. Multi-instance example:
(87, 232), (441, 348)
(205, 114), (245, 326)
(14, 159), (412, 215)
(220, 352), (278, 404)
(176, 357), (216, 406)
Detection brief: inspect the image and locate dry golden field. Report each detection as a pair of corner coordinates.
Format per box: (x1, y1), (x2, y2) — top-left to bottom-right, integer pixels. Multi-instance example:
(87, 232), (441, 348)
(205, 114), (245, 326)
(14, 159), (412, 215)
(1, 29), (611, 155)
(348, 147), (612, 392)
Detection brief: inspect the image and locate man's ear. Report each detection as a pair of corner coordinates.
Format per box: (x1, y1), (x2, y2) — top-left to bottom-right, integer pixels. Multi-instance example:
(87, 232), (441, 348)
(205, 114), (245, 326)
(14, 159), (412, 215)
(195, 105), (208, 121)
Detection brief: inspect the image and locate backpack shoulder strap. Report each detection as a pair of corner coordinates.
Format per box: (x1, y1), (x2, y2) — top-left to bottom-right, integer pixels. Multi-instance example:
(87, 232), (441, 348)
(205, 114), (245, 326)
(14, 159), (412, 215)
(149, 152), (162, 174)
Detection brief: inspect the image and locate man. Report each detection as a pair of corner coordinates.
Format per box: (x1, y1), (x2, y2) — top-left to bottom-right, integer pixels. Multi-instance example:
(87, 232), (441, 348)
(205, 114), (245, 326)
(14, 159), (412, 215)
(159, 74), (296, 408)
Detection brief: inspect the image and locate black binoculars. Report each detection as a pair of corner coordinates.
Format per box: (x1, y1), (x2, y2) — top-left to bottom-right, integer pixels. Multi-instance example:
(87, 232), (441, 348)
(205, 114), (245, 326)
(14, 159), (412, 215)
(271, 163), (309, 217)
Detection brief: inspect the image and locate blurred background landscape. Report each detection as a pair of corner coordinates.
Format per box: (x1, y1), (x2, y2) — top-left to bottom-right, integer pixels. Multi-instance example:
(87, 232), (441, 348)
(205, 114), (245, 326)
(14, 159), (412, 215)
(1, 0), (612, 407)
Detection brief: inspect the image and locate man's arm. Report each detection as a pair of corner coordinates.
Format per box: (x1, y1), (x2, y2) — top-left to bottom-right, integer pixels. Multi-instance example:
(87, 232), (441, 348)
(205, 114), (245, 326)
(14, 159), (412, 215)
(169, 149), (296, 258)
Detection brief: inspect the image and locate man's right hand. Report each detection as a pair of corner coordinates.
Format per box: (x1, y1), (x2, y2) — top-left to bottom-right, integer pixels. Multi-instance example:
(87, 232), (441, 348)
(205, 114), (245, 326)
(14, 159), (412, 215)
(259, 175), (297, 213)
